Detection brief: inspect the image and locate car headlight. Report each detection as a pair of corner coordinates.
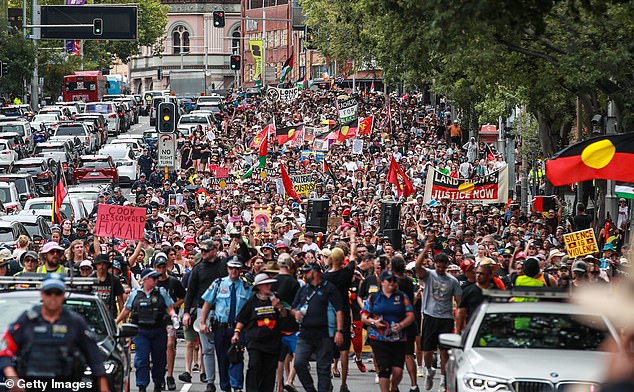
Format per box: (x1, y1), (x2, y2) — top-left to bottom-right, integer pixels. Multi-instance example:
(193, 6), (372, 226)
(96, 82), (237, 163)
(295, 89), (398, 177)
(463, 373), (511, 391)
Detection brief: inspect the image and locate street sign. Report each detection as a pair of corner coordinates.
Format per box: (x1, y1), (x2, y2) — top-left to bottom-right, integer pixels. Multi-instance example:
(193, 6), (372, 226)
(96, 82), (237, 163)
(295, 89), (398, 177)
(158, 133), (176, 169)
(40, 5), (137, 40)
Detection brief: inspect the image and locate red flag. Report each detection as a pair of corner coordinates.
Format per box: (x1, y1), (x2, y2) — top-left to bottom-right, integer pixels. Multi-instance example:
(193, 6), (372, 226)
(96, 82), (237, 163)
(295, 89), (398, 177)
(249, 125), (271, 149)
(280, 164), (301, 202)
(52, 164), (67, 224)
(387, 156), (414, 198)
(358, 116), (374, 135)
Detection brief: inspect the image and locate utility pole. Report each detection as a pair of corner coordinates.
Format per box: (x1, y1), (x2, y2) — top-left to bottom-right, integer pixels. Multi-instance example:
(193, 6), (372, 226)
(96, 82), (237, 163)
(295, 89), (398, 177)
(30, 0), (39, 111)
(261, 9), (266, 86)
(606, 99), (618, 221)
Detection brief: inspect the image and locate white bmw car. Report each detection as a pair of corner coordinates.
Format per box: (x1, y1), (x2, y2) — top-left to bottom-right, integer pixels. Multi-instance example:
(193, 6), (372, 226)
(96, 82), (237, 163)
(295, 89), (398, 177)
(440, 291), (617, 392)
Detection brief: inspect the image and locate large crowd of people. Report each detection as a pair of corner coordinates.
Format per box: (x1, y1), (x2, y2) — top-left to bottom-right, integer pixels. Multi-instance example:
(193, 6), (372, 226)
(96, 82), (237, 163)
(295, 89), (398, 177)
(0, 88), (631, 392)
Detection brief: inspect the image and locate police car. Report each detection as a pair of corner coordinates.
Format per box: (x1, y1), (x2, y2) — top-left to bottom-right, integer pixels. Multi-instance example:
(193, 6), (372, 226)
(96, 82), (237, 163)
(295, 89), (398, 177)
(440, 288), (618, 392)
(0, 276), (137, 392)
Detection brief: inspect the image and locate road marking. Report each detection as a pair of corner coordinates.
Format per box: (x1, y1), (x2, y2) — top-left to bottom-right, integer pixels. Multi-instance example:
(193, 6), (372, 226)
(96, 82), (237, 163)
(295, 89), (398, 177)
(179, 384), (192, 392)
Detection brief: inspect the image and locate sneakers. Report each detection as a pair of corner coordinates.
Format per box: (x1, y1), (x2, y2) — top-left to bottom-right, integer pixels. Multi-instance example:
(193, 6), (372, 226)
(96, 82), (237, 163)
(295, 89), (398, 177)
(178, 372), (192, 383)
(425, 368), (436, 391)
(340, 384), (350, 392)
(439, 376), (446, 392)
(152, 385), (161, 392)
(200, 373), (207, 383)
(166, 376), (176, 391)
(375, 375), (379, 384)
(354, 356), (366, 372)
(138, 387), (146, 392)
(192, 364), (200, 372)
(417, 366), (425, 377)
(410, 387), (420, 392)
(205, 384), (216, 392)
(283, 384), (298, 392)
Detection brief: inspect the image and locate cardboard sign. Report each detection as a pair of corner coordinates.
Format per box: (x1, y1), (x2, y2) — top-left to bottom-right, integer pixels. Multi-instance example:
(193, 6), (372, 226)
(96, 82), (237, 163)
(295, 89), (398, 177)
(328, 216), (342, 234)
(95, 204), (146, 241)
(563, 228), (599, 258)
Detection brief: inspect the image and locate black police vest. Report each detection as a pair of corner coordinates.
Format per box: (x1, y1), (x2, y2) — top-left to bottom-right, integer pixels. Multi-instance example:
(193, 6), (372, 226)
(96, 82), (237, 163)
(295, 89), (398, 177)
(131, 288), (168, 328)
(19, 312), (84, 378)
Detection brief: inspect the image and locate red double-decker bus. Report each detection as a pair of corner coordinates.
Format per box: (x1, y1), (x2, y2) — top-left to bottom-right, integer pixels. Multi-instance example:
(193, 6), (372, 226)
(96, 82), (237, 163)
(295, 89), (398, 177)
(62, 71), (107, 102)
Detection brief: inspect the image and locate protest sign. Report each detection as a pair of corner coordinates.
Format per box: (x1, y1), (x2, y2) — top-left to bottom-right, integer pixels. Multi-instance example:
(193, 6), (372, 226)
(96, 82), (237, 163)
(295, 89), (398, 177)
(337, 95), (358, 123)
(291, 174), (316, 196)
(423, 166), (509, 204)
(352, 139), (363, 154)
(209, 174), (238, 189)
(252, 205), (272, 239)
(328, 217), (342, 234)
(563, 229), (599, 258)
(266, 87), (299, 102)
(95, 204), (146, 241)
(313, 138), (329, 151)
(168, 194), (183, 206)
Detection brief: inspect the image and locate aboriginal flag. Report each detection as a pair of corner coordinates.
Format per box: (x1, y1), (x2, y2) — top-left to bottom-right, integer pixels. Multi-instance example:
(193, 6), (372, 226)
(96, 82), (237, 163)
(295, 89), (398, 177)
(51, 164), (67, 224)
(276, 124), (304, 145)
(545, 133), (634, 186)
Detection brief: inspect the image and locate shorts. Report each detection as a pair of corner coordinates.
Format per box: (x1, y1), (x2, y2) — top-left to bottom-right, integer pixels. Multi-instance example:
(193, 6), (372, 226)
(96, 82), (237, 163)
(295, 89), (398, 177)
(333, 327), (352, 358)
(369, 340), (406, 373)
(167, 325), (176, 338)
(183, 325), (198, 342)
(405, 334), (415, 356)
(421, 315), (454, 351)
(278, 333), (297, 360)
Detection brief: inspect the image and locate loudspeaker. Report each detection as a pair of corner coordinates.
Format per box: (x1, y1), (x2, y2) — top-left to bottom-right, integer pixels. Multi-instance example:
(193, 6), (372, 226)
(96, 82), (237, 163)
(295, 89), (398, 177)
(380, 201), (401, 233)
(306, 198), (329, 234)
(383, 229), (403, 251)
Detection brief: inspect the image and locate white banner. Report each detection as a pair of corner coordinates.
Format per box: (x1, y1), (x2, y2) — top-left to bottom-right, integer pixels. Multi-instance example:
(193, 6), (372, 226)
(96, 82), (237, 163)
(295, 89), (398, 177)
(266, 87), (299, 102)
(423, 166), (509, 204)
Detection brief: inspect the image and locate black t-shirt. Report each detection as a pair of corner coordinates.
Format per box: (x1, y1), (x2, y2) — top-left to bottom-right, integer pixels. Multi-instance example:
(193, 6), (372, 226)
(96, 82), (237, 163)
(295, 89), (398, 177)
(459, 284), (497, 324)
(273, 273), (300, 333)
(456, 273), (474, 289)
(349, 277), (363, 321)
(358, 274), (380, 300)
(94, 273), (125, 318)
(157, 276), (186, 302)
(292, 280), (344, 339)
(236, 295), (282, 353)
(572, 214), (593, 231)
(396, 275), (417, 335)
(324, 261), (355, 323)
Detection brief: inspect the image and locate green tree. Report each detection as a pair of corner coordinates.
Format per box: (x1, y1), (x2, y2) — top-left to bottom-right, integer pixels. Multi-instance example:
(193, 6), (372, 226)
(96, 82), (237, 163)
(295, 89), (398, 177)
(0, 28), (37, 96)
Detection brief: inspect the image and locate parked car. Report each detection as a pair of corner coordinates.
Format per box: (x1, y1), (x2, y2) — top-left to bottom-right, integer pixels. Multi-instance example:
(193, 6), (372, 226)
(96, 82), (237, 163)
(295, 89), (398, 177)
(3, 212), (51, 243)
(51, 122), (96, 153)
(0, 286), (136, 392)
(177, 114), (215, 137)
(73, 155), (119, 186)
(38, 106), (71, 120)
(34, 140), (78, 163)
(0, 173), (38, 203)
(0, 181), (22, 214)
(84, 102), (121, 136)
(0, 139), (19, 168)
(10, 158), (56, 196)
(441, 290), (616, 392)
(108, 138), (143, 157)
(0, 221), (30, 247)
(0, 121), (34, 154)
(99, 145), (138, 185)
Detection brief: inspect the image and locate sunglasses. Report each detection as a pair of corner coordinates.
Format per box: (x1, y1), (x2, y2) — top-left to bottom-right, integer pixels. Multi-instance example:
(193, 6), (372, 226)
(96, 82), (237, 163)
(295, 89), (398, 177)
(24, 258), (37, 263)
(43, 289), (64, 296)
(227, 266), (241, 270)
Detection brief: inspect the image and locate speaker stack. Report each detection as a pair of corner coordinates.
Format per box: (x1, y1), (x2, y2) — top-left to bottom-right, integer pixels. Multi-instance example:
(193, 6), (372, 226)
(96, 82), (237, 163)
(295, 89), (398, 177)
(306, 198), (330, 235)
(380, 201), (402, 250)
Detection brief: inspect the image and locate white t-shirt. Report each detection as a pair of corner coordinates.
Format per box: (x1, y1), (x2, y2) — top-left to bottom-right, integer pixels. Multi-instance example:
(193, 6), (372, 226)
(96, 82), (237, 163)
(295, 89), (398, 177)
(302, 242), (320, 253)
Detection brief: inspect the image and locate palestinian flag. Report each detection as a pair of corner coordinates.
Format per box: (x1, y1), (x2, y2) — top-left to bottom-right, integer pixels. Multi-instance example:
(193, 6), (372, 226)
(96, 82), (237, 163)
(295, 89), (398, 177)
(323, 160), (338, 185)
(545, 133), (634, 186)
(337, 119), (359, 142)
(51, 164), (67, 224)
(279, 54), (294, 84)
(276, 124), (304, 145)
(358, 116), (374, 135)
(243, 134), (268, 179)
(387, 156), (415, 198)
(616, 182), (634, 199)
(280, 164), (301, 201)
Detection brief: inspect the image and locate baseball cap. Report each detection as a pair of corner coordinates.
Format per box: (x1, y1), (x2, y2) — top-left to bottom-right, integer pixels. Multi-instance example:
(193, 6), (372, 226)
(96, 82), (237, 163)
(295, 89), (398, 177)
(140, 268), (161, 280)
(572, 260), (588, 273)
(460, 259), (475, 272)
(41, 273), (66, 292)
(79, 260), (93, 269)
(300, 263), (322, 273)
(379, 270), (395, 281)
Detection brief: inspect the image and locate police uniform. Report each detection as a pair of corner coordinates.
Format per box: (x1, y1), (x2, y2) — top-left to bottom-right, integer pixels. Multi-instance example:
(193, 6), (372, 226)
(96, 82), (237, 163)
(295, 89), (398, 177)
(201, 266), (252, 392)
(125, 280), (174, 390)
(0, 275), (106, 392)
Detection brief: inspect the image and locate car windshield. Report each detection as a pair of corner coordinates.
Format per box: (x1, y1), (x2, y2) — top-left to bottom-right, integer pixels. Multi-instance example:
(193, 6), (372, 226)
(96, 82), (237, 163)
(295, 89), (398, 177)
(0, 179), (27, 194)
(21, 222), (40, 238)
(474, 312), (609, 350)
(33, 114), (57, 122)
(35, 145), (64, 154)
(68, 191), (99, 202)
(0, 187), (12, 203)
(12, 164), (41, 174)
(0, 227), (13, 242)
(0, 125), (25, 136)
(79, 159), (111, 169)
(0, 297), (108, 340)
(26, 202), (49, 210)
(179, 116), (208, 124)
(55, 126), (84, 136)
(86, 104), (113, 114)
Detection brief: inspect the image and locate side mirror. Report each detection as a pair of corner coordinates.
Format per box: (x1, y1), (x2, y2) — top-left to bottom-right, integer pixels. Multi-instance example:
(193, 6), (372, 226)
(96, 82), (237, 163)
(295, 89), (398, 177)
(439, 333), (463, 349)
(116, 323), (138, 338)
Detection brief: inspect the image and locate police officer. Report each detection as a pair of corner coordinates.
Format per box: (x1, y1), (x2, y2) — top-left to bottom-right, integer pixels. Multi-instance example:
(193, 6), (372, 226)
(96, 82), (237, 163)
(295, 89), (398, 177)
(0, 273), (109, 392)
(199, 257), (252, 392)
(116, 268), (180, 392)
(36, 242), (68, 275)
(138, 149), (154, 179)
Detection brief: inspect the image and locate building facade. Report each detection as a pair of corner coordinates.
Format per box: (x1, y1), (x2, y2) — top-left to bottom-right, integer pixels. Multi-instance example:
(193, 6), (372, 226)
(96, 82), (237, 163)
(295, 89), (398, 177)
(128, 0), (242, 94)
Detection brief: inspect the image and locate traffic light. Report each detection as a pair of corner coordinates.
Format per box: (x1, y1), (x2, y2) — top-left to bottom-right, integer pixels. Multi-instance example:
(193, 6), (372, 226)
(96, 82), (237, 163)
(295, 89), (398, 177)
(230, 55), (241, 71)
(213, 10), (225, 28)
(93, 18), (103, 35)
(158, 102), (176, 132)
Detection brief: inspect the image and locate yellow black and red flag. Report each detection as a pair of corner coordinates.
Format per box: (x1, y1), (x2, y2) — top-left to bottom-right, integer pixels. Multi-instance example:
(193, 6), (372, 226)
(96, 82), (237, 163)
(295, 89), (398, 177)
(545, 133), (634, 186)
(276, 124), (304, 145)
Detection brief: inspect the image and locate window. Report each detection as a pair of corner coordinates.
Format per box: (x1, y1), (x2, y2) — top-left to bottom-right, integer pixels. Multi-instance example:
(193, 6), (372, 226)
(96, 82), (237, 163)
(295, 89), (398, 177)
(172, 25), (190, 54)
(232, 31), (241, 55)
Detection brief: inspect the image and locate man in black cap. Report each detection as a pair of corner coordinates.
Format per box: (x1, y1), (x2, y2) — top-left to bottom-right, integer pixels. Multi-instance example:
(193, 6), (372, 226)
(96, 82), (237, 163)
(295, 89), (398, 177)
(132, 172), (150, 194)
(291, 263), (345, 392)
(70, 222), (90, 241)
(107, 186), (128, 206)
(93, 254), (125, 318)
